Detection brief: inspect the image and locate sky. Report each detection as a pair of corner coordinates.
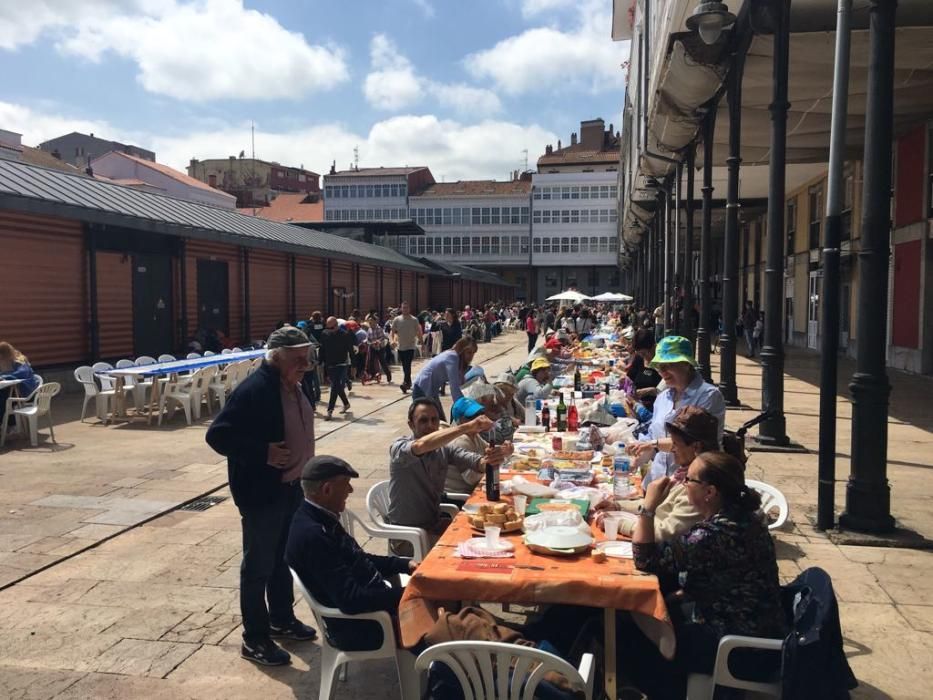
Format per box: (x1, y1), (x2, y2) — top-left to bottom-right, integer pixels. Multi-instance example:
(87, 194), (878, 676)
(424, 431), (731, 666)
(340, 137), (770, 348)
(0, 0), (630, 181)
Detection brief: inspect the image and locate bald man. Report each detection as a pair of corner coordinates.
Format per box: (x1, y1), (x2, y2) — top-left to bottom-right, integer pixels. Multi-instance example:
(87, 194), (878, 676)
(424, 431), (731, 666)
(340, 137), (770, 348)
(319, 316), (355, 420)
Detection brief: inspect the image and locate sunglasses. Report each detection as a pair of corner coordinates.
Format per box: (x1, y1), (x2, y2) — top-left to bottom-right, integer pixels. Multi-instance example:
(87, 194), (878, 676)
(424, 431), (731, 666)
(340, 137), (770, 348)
(683, 477), (707, 486)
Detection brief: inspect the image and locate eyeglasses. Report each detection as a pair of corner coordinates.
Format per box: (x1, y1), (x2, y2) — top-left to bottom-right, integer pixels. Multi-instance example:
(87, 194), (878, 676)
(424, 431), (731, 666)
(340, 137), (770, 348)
(683, 477), (707, 486)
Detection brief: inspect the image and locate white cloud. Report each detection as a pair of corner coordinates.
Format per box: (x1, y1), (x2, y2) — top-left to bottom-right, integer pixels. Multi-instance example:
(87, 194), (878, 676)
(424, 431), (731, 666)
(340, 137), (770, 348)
(0, 100), (555, 183)
(1, 0), (348, 102)
(520, 0), (577, 18)
(363, 34), (501, 117)
(466, 0), (627, 95)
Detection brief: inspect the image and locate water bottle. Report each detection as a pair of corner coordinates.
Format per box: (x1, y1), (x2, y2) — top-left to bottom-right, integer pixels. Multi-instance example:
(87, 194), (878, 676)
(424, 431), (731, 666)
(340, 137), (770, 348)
(524, 395), (536, 426)
(613, 450), (633, 498)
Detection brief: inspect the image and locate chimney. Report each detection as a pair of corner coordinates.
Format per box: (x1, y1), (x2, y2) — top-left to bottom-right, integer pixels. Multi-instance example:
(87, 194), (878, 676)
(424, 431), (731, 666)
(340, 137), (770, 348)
(579, 118), (605, 150)
(189, 158), (198, 170)
(570, 132), (577, 146)
(557, 139), (562, 150)
(229, 155), (236, 162)
(329, 160), (336, 175)
(90, 133), (94, 138)
(609, 123), (614, 134)
(545, 145), (552, 155)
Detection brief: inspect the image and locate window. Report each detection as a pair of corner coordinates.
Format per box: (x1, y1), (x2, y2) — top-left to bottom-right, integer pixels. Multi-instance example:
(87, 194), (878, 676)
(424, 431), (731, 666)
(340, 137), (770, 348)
(491, 207), (500, 225)
(390, 184), (399, 197)
(341, 185), (349, 198)
(533, 189), (542, 200)
(542, 238), (551, 253)
(325, 186), (333, 198)
(349, 185), (358, 197)
(539, 209), (549, 224)
(398, 237), (408, 254)
(501, 237), (510, 255)
(452, 237), (462, 255)
(785, 199), (797, 256)
(400, 184), (407, 197)
(561, 210), (571, 224)
(520, 207), (529, 224)
(561, 186), (571, 200)
(452, 208), (462, 225)
(600, 237), (610, 253)
(581, 186), (590, 200)
(600, 185), (610, 199)
(533, 210), (541, 224)
(490, 237), (500, 254)
(325, 209), (334, 221)
(590, 235), (599, 251)
(481, 207), (491, 225)
(481, 236), (491, 254)
(362, 185), (371, 197)
(545, 273), (559, 288)
(610, 185), (618, 199)
(570, 210), (580, 224)
(580, 238), (589, 253)
(512, 236), (520, 254)
(808, 185), (823, 250)
(609, 237), (618, 252)
(600, 209), (610, 223)
(443, 236), (452, 255)
(533, 238), (542, 253)
(570, 237), (580, 253)
(571, 186), (580, 200)
(609, 210), (618, 222)
(541, 187), (551, 200)
(521, 236), (529, 253)
(561, 237), (571, 253)
(472, 208), (482, 225)
(443, 208), (452, 225)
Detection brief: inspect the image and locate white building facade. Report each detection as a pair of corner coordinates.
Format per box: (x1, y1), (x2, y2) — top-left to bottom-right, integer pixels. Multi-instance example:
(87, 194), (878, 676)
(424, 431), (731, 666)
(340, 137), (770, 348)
(322, 166), (434, 222)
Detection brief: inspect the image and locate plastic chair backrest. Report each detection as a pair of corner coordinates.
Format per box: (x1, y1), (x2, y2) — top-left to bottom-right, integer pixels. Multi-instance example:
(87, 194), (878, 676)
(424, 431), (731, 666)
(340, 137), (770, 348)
(414, 641), (590, 700)
(135, 356), (157, 366)
(203, 350), (216, 356)
(186, 352), (201, 360)
(221, 348), (233, 354)
(92, 362), (116, 389)
(33, 383), (61, 412)
(115, 359), (135, 369)
(158, 354), (176, 363)
(74, 366), (97, 395)
(367, 480), (392, 521)
(746, 479), (789, 530)
(232, 347), (243, 353)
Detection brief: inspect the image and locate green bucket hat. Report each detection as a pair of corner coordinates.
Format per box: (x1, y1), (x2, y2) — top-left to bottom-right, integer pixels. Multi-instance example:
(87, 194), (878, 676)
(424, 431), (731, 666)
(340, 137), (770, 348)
(650, 335), (697, 368)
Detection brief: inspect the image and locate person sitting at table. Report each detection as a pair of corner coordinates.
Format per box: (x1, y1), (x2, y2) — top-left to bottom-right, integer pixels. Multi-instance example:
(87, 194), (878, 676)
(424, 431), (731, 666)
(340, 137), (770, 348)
(285, 455), (417, 652)
(0, 342), (39, 424)
(388, 398), (508, 553)
(626, 336), (725, 488)
(598, 406), (719, 542)
(619, 450), (785, 698)
(492, 373), (524, 443)
(411, 336), (478, 419)
(625, 328), (663, 404)
(515, 357), (553, 407)
(444, 397), (514, 499)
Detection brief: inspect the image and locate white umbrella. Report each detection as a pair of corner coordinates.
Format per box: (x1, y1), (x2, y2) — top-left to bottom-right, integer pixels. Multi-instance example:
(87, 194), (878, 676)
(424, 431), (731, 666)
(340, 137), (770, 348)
(545, 290), (591, 302)
(591, 292), (634, 302)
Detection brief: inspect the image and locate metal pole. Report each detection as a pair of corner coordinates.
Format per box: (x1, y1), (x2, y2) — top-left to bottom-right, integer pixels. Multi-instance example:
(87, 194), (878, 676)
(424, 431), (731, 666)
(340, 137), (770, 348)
(759, 0), (791, 445)
(685, 145), (696, 341)
(179, 239), (188, 347)
(697, 112), (716, 382)
(664, 184), (674, 335)
(816, 0), (852, 530)
(660, 190), (670, 336)
(719, 51), (745, 406)
(840, 0), (897, 533)
(673, 161), (682, 334)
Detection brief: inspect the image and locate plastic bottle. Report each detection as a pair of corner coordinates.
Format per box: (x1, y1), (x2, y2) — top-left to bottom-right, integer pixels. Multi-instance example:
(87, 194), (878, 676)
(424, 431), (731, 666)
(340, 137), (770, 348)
(524, 395), (536, 426)
(613, 449), (633, 498)
(541, 402), (551, 432)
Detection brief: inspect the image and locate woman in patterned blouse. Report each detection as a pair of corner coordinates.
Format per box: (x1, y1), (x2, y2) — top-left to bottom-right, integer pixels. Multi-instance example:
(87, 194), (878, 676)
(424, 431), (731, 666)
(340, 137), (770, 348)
(623, 450), (785, 698)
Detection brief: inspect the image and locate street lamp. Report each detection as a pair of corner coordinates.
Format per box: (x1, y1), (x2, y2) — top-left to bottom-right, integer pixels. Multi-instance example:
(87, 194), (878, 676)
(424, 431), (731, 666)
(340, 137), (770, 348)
(686, 1), (737, 45)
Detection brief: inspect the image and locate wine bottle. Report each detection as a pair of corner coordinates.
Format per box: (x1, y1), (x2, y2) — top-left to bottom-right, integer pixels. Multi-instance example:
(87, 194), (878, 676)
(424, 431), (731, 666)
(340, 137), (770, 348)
(485, 438), (501, 501)
(567, 396), (579, 432)
(556, 394), (567, 432)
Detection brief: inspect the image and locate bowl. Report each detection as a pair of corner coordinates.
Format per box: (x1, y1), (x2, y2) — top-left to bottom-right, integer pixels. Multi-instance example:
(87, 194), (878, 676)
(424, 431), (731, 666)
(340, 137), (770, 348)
(525, 526), (593, 550)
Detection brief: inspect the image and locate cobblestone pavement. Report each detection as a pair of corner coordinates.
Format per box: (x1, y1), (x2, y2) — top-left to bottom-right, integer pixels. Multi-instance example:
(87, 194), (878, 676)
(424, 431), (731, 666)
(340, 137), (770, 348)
(0, 333), (929, 698)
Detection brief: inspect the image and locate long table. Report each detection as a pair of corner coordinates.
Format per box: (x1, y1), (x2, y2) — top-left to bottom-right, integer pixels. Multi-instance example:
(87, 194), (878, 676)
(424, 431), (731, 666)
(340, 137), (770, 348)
(101, 349), (265, 423)
(398, 480), (674, 698)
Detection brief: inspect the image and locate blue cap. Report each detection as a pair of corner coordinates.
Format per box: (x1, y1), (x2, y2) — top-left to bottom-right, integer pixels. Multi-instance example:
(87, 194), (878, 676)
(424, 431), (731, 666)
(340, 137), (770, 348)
(451, 397), (485, 423)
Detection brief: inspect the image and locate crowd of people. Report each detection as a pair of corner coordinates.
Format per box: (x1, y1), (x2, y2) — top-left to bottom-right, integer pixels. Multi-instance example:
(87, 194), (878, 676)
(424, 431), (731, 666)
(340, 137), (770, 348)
(194, 293), (824, 700)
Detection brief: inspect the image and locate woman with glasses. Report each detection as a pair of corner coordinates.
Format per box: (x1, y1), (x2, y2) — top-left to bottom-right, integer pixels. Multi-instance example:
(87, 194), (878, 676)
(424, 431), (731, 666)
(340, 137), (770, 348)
(618, 450), (784, 698)
(626, 335), (726, 487)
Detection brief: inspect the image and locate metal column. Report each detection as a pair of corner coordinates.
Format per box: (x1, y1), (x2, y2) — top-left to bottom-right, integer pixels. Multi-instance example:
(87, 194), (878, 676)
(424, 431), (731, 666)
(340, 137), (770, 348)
(697, 113), (716, 382)
(684, 146), (696, 341)
(759, 0), (792, 445)
(673, 162), (683, 334)
(840, 0), (897, 533)
(719, 50), (745, 406)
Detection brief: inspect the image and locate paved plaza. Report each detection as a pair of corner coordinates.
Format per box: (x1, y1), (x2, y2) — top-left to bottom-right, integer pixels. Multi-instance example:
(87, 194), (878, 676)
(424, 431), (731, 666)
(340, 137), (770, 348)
(0, 333), (930, 699)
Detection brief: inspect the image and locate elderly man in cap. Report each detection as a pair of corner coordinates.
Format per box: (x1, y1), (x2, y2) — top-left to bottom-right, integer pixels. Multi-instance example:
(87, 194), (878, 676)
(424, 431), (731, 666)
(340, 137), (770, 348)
(206, 325), (317, 666)
(286, 456), (416, 652)
(515, 357), (553, 407)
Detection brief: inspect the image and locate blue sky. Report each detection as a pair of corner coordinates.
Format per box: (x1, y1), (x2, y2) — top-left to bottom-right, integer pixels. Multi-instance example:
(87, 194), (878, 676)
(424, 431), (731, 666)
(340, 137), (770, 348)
(0, 0), (629, 180)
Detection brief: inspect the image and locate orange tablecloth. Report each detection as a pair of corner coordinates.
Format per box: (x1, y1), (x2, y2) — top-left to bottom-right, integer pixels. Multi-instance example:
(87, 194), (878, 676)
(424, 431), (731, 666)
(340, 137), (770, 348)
(397, 486), (672, 649)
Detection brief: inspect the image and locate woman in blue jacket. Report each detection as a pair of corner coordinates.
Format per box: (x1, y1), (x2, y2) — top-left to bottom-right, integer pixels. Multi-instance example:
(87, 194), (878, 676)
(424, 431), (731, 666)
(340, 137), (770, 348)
(411, 336), (477, 420)
(0, 342), (39, 415)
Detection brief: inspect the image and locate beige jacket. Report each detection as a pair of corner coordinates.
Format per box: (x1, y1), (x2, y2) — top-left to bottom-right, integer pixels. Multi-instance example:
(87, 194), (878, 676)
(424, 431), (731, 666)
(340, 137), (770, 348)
(616, 483), (702, 540)
(445, 428), (486, 494)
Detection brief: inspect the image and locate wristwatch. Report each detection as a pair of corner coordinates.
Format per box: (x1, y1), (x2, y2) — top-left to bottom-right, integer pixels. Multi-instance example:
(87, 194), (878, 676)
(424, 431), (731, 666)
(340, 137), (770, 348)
(637, 504), (656, 518)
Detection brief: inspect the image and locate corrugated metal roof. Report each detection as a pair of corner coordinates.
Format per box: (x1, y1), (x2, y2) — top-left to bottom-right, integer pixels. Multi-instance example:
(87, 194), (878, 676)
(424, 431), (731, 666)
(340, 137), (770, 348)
(414, 257), (512, 287)
(0, 158), (428, 272)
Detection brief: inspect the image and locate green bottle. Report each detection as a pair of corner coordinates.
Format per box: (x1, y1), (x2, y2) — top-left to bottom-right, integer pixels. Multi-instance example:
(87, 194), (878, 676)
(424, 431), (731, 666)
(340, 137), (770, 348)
(556, 393), (567, 432)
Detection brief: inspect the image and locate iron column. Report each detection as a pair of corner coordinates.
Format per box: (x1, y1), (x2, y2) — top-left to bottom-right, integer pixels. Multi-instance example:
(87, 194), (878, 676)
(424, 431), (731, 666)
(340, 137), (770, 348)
(759, 0), (792, 445)
(719, 50), (745, 406)
(840, 0), (897, 533)
(817, 0), (852, 530)
(697, 112), (716, 382)
(685, 145), (696, 341)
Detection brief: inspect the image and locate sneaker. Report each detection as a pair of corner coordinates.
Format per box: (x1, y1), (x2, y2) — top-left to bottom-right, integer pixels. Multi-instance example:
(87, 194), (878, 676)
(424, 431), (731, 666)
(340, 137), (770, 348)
(340, 404), (351, 415)
(241, 638), (291, 666)
(270, 619), (318, 641)
(325, 412), (333, 421)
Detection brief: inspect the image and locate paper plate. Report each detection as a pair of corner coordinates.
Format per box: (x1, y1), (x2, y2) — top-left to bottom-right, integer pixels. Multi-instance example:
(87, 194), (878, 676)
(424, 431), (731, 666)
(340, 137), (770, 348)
(595, 541), (634, 559)
(464, 537), (514, 553)
(525, 526), (593, 550)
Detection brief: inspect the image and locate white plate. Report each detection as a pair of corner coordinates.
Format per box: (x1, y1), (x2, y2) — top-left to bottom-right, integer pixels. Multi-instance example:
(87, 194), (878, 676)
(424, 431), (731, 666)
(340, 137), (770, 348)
(525, 526), (593, 550)
(464, 537), (514, 553)
(595, 541), (633, 559)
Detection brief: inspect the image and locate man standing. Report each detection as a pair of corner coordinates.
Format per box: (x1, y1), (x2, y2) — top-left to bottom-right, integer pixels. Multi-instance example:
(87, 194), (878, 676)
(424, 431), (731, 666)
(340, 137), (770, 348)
(286, 456), (416, 652)
(388, 398), (506, 542)
(390, 301), (423, 394)
(524, 306), (540, 352)
(319, 316), (355, 421)
(205, 326), (318, 667)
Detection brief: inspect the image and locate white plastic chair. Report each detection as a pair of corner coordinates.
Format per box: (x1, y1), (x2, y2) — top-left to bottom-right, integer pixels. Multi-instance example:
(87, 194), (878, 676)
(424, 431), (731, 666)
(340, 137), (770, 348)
(232, 347), (243, 353)
(366, 481), (459, 561)
(414, 640), (595, 700)
(115, 359), (150, 413)
(290, 568), (417, 700)
(2, 382), (61, 447)
(158, 367), (207, 425)
(92, 361), (116, 391)
(158, 354), (176, 363)
(207, 363), (240, 411)
(221, 348), (233, 355)
(746, 479), (789, 530)
(686, 635), (783, 700)
(186, 352), (202, 360)
(203, 350), (216, 357)
(74, 366), (114, 421)
(135, 356), (157, 366)
(196, 365), (218, 416)
(341, 509), (423, 571)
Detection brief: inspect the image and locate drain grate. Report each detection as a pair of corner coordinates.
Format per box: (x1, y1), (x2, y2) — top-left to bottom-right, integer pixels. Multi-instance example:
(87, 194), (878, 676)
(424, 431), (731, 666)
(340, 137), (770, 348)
(178, 495), (228, 512)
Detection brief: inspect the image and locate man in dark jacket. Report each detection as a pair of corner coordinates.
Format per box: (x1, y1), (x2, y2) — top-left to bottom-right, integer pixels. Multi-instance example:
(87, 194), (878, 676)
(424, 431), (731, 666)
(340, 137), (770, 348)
(318, 316), (355, 420)
(205, 326), (318, 667)
(286, 455), (416, 651)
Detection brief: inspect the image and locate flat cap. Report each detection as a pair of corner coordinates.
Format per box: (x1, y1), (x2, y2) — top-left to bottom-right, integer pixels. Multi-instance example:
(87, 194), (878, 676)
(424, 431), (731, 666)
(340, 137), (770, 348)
(267, 325), (312, 349)
(301, 455), (359, 482)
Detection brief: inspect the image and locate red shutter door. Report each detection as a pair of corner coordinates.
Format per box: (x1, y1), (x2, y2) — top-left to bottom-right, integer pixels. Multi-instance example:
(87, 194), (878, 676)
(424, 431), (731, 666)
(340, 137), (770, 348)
(892, 240), (921, 348)
(249, 250), (289, 339)
(295, 256), (326, 318)
(358, 264), (378, 312)
(96, 252), (134, 359)
(895, 125), (925, 228)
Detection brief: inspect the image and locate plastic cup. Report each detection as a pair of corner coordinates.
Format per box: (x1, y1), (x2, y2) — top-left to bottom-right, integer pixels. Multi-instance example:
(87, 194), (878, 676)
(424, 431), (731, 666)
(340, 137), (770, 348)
(513, 495), (528, 515)
(604, 517), (621, 541)
(563, 436), (578, 452)
(484, 525), (502, 550)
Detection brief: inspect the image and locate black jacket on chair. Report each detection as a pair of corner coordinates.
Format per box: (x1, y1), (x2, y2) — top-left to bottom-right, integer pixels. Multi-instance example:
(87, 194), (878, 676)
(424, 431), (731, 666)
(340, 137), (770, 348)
(781, 567), (858, 699)
(205, 360), (288, 510)
(286, 500), (410, 651)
